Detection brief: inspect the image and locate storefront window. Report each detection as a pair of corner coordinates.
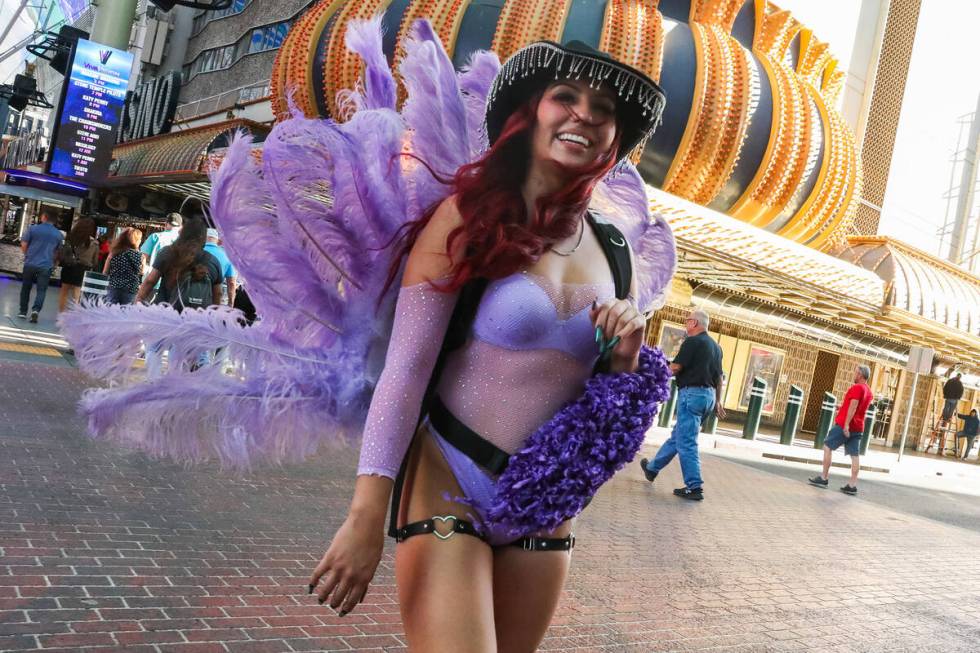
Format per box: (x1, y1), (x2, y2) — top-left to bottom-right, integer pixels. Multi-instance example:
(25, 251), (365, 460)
(737, 345), (785, 414)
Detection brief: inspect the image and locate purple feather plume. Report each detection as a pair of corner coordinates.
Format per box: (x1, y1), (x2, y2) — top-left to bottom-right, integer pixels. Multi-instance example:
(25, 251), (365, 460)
(457, 50), (500, 158)
(338, 16), (397, 113)
(399, 20), (472, 219)
(209, 132), (345, 348)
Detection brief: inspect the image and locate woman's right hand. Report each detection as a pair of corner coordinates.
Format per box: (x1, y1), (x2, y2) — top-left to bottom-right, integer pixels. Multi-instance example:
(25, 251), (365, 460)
(309, 512), (385, 615)
(308, 472), (393, 615)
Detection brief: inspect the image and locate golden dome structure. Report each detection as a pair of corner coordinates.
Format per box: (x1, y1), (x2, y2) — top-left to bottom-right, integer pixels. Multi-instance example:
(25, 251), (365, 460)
(270, 0), (861, 250)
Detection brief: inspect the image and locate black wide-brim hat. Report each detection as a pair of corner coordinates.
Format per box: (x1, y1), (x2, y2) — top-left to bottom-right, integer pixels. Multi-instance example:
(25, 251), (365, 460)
(485, 40), (667, 164)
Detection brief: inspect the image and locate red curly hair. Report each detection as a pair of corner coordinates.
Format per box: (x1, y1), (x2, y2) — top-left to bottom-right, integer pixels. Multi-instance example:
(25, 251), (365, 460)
(386, 92), (620, 293)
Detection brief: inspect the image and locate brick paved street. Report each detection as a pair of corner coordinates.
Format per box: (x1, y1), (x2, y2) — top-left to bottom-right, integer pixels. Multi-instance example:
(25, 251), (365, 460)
(2, 358), (980, 652)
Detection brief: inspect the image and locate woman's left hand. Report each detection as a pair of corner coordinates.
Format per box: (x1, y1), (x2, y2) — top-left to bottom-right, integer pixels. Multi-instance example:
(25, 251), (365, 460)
(590, 298), (646, 373)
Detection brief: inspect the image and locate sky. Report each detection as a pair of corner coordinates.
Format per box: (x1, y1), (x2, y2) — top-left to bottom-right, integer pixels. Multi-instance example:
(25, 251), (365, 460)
(779, 0), (980, 264)
(878, 0), (980, 263)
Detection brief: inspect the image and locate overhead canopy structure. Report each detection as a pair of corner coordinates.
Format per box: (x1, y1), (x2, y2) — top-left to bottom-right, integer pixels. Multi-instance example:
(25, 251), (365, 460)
(834, 237), (980, 336)
(105, 118), (269, 189)
(652, 187), (980, 370)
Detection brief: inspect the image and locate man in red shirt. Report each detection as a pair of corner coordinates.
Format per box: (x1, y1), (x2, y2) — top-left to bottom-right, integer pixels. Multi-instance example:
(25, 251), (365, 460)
(809, 365), (874, 495)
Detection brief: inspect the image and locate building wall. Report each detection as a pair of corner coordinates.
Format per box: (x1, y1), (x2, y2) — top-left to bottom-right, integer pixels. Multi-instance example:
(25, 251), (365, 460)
(852, 0), (923, 235)
(179, 50), (278, 107)
(183, 0), (311, 64)
(179, 0), (312, 106)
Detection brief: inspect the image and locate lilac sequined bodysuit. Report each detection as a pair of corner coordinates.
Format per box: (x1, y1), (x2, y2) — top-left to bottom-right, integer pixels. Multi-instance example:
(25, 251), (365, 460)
(357, 271), (615, 544)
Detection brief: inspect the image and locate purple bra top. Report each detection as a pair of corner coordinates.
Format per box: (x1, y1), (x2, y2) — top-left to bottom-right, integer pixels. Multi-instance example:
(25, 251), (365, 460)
(472, 272), (607, 365)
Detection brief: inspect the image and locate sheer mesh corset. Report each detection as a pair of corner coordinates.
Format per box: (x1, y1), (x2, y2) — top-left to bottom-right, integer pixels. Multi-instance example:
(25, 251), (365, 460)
(356, 272), (615, 479)
(436, 272), (614, 454)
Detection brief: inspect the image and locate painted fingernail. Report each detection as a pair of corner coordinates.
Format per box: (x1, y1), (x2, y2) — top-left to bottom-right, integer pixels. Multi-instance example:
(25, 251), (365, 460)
(338, 610), (348, 618)
(608, 335), (621, 349)
(317, 598), (325, 605)
(595, 326), (601, 343)
(307, 584), (315, 594)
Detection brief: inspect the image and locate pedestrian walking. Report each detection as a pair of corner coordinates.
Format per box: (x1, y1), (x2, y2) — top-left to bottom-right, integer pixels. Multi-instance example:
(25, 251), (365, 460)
(57, 217), (99, 312)
(955, 409), (979, 459)
(809, 364), (874, 495)
(204, 228), (237, 306)
(18, 211), (64, 323)
(97, 234), (111, 270)
(103, 228), (144, 304)
(639, 308), (724, 500)
(141, 212), (182, 271)
(136, 218), (222, 376)
(136, 217), (222, 311)
(941, 373), (964, 423)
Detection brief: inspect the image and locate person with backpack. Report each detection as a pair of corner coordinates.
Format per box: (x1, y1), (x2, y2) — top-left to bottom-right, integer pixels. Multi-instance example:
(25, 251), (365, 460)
(135, 217), (222, 310)
(57, 217), (99, 312)
(136, 218), (222, 375)
(102, 228), (144, 304)
(306, 37), (671, 652)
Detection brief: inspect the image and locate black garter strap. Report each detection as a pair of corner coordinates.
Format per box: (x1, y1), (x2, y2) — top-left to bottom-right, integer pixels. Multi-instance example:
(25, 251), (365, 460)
(507, 534), (576, 552)
(394, 516), (485, 542)
(395, 517), (575, 552)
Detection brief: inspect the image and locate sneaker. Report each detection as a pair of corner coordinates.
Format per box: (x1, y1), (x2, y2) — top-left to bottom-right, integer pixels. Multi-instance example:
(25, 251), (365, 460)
(840, 485), (858, 496)
(16, 312), (26, 319)
(29, 311), (38, 323)
(673, 487), (703, 501)
(639, 458), (658, 482)
(808, 476), (829, 488)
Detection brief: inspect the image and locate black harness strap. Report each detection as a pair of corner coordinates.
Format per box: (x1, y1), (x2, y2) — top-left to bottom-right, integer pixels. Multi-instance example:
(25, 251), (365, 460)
(586, 212), (632, 300)
(429, 396), (510, 475)
(386, 212), (633, 539)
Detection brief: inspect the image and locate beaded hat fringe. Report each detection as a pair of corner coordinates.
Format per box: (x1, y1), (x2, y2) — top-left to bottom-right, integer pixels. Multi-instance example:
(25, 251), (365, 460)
(485, 41), (667, 163)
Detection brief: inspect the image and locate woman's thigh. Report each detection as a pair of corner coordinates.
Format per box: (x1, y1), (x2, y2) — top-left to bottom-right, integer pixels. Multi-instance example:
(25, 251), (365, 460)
(492, 522), (573, 653)
(394, 429), (497, 652)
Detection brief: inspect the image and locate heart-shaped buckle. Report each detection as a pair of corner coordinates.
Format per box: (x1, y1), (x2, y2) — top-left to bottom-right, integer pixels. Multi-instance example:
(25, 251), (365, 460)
(431, 515), (457, 540)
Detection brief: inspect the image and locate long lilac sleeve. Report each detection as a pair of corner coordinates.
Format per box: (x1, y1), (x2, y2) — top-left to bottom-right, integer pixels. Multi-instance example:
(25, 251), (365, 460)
(357, 282), (458, 479)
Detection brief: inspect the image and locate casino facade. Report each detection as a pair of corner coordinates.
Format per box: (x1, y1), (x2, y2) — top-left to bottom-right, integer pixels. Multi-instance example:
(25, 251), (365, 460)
(257, 0), (978, 451)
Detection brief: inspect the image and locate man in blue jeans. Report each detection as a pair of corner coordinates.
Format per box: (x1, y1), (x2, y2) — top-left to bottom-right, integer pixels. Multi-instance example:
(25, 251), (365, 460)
(19, 211), (64, 323)
(640, 308), (724, 501)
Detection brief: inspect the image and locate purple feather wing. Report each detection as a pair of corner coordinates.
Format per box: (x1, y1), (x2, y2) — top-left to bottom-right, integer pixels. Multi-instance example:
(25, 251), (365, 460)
(209, 132), (345, 348)
(399, 20), (472, 219)
(458, 50), (500, 157)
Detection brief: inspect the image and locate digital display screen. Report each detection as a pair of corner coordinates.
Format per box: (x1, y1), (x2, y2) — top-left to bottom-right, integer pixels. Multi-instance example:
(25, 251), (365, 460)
(48, 39), (133, 182)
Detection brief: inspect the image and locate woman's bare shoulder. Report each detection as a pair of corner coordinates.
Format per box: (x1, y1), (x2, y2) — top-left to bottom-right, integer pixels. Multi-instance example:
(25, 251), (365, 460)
(402, 196), (464, 286)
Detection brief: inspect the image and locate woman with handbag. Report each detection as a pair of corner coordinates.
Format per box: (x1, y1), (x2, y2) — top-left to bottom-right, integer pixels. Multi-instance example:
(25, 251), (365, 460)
(58, 218), (99, 312)
(103, 228), (144, 304)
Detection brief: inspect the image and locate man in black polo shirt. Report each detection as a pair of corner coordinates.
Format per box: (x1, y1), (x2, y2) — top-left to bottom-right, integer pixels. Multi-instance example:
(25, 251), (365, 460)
(640, 308), (724, 500)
